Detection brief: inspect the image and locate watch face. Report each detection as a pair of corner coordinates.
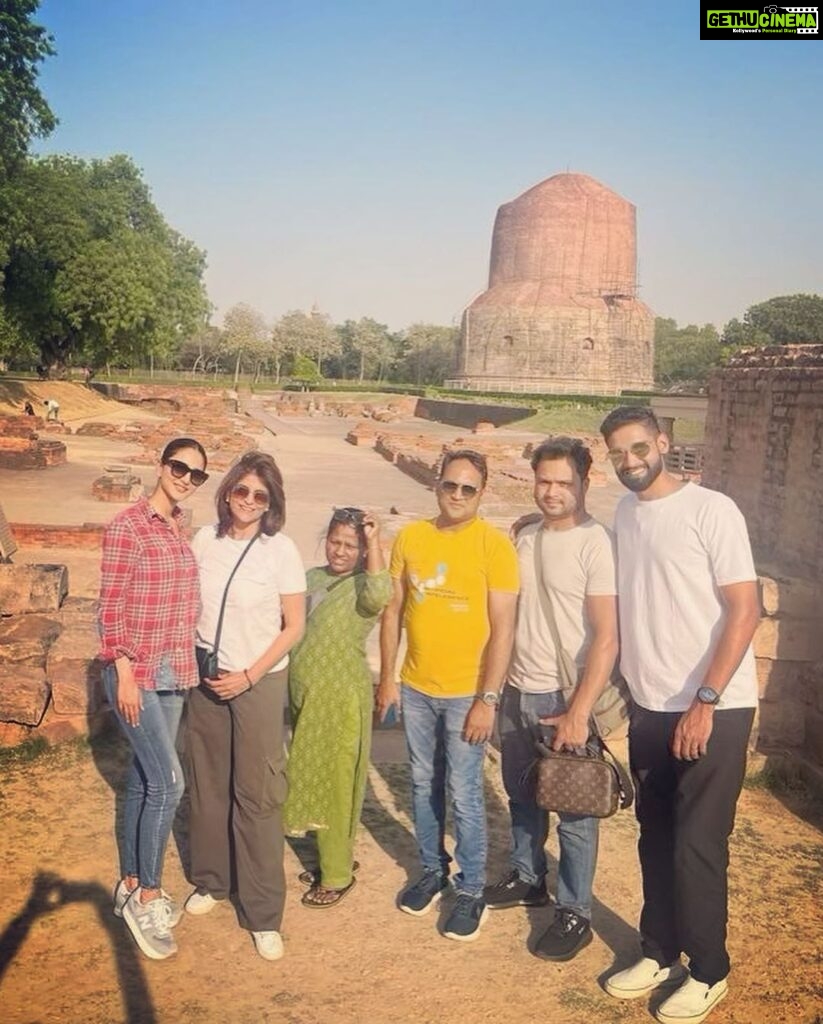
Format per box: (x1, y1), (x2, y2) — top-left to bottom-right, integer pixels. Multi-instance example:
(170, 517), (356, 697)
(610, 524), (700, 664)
(697, 686), (720, 705)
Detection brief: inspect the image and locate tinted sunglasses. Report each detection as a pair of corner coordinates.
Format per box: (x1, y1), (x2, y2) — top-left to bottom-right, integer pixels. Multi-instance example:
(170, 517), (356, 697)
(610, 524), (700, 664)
(331, 506), (365, 526)
(439, 480), (479, 498)
(231, 483), (270, 508)
(606, 440), (655, 465)
(164, 458), (209, 487)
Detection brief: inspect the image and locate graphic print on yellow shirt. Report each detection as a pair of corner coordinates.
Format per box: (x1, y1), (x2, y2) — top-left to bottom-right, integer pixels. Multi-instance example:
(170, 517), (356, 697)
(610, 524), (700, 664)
(389, 518), (519, 697)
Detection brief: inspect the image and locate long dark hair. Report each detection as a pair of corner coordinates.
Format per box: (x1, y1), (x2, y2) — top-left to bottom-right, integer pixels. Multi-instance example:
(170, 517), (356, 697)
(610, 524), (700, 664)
(215, 451), (285, 538)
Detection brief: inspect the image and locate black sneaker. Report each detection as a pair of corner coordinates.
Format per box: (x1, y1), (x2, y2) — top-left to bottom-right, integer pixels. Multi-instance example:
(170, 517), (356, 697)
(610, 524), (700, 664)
(532, 909), (593, 961)
(399, 870), (449, 917)
(442, 893), (489, 942)
(484, 869), (549, 910)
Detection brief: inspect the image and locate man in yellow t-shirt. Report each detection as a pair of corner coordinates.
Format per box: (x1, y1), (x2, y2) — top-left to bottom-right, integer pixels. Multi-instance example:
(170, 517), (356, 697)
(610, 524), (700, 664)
(377, 449), (519, 942)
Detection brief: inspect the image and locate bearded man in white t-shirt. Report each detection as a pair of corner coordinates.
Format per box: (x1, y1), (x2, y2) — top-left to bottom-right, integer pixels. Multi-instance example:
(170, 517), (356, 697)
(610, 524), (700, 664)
(484, 437), (619, 962)
(600, 407), (761, 1024)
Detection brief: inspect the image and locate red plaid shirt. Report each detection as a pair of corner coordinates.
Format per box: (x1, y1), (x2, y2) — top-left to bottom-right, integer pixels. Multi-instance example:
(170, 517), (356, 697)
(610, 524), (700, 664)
(98, 498), (201, 689)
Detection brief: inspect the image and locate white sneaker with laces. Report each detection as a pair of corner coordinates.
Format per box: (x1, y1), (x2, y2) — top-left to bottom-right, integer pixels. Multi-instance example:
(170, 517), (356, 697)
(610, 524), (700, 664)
(122, 888), (177, 960)
(605, 957), (688, 999)
(655, 976), (729, 1024)
(113, 881), (182, 926)
(184, 890), (220, 916)
(252, 930), (284, 961)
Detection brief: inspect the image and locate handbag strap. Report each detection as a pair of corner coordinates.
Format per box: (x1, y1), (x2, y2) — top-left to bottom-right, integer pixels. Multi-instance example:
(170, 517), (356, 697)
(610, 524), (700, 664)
(211, 532), (259, 652)
(532, 528), (576, 694)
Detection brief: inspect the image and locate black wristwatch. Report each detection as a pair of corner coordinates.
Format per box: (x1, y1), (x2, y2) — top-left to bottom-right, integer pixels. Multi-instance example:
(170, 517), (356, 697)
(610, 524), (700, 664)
(696, 686), (721, 706)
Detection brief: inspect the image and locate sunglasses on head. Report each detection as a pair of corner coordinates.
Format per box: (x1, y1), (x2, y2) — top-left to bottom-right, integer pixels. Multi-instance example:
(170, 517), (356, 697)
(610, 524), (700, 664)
(606, 440), (655, 464)
(331, 506), (365, 526)
(164, 458), (209, 487)
(439, 480), (479, 498)
(231, 484), (270, 508)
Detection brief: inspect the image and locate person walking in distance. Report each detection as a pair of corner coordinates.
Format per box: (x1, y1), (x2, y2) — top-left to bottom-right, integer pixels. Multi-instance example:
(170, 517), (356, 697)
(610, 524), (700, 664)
(600, 407), (760, 1024)
(377, 449), (519, 942)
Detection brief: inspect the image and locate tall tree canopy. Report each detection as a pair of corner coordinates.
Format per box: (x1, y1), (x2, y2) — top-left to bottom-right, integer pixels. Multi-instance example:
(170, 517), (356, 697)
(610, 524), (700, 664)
(654, 317), (721, 386)
(1, 154), (209, 373)
(721, 294), (823, 349)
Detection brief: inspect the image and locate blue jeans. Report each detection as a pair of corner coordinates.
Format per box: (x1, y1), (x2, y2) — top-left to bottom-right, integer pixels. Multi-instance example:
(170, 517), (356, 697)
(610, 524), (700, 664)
(500, 685), (599, 919)
(401, 684), (487, 897)
(103, 664), (186, 889)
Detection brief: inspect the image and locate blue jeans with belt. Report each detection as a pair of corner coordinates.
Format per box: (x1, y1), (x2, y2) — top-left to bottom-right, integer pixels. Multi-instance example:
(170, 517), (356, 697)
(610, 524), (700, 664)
(500, 684), (599, 919)
(401, 683), (488, 897)
(103, 662), (186, 889)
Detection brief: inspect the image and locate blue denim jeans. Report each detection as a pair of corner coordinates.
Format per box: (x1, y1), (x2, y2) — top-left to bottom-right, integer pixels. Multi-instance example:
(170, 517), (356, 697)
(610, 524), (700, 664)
(500, 685), (599, 919)
(103, 664), (186, 889)
(401, 683), (488, 897)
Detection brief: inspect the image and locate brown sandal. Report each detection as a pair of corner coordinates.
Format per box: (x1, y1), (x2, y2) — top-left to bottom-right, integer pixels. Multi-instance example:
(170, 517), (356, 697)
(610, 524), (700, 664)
(297, 861), (360, 887)
(301, 877), (357, 909)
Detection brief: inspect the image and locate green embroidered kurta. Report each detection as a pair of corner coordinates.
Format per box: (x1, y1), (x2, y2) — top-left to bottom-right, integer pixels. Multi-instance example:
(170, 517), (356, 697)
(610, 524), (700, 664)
(284, 566), (391, 856)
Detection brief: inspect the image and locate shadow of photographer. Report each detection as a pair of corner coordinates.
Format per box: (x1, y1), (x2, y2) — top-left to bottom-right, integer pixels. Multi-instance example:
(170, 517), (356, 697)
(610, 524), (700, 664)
(0, 871), (157, 1024)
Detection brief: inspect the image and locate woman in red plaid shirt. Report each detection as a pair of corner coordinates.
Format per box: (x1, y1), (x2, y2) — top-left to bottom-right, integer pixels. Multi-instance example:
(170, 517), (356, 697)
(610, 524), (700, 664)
(99, 436), (209, 961)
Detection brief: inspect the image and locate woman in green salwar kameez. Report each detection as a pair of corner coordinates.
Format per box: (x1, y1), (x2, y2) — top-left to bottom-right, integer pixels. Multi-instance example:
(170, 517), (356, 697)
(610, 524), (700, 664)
(285, 507), (391, 908)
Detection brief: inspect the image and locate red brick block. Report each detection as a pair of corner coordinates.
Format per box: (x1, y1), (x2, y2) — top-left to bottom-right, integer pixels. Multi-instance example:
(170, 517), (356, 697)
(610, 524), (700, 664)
(0, 564), (69, 615)
(47, 622), (104, 715)
(0, 664), (50, 725)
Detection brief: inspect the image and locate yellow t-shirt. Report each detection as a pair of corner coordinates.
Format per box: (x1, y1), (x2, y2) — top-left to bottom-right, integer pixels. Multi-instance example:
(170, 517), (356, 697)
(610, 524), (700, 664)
(389, 517), (519, 697)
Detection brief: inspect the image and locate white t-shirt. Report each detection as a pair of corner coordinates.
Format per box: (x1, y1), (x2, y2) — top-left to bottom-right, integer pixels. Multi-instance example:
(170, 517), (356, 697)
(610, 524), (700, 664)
(614, 482), (757, 712)
(507, 518), (616, 694)
(191, 526), (306, 674)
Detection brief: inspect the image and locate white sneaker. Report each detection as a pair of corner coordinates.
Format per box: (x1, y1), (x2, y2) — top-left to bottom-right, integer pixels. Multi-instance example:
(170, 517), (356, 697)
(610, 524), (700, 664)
(184, 890), (219, 916)
(252, 930), (284, 961)
(113, 881), (182, 927)
(122, 888), (177, 960)
(605, 957), (688, 999)
(656, 976), (729, 1024)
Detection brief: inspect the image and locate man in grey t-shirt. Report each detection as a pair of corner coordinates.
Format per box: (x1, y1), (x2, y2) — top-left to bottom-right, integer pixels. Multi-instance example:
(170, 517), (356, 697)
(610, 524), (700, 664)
(484, 437), (619, 962)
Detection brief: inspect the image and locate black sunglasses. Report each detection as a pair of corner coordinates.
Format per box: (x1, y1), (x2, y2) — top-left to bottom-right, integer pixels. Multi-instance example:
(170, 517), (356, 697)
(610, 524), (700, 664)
(331, 506), (365, 526)
(164, 458), (209, 487)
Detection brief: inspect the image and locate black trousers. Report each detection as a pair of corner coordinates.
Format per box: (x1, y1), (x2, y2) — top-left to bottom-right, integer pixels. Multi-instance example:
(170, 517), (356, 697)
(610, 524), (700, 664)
(629, 705), (754, 985)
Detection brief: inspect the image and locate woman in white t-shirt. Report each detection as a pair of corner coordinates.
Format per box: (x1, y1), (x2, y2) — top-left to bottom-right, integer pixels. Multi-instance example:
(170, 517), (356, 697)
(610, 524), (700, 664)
(183, 451), (306, 962)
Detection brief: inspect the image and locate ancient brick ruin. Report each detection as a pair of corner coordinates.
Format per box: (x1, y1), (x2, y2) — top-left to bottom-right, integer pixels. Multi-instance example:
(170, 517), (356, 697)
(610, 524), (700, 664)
(451, 172), (655, 396)
(703, 344), (823, 781)
(0, 415), (67, 469)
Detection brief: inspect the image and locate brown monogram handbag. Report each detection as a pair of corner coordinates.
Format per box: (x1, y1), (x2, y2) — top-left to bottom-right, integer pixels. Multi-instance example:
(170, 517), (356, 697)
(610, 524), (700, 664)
(533, 731), (634, 819)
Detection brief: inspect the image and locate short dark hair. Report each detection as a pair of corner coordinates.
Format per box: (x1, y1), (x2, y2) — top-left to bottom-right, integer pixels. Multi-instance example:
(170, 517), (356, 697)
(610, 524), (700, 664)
(216, 450), (286, 538)
(530, 436), (592, 480)
(439, 448), (488, 487)
(599, 406), (661, 443)
(161, 437), (208, 467)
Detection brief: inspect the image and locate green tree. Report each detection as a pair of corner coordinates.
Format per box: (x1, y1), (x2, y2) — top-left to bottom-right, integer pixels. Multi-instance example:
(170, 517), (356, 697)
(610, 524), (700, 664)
(221, 302), (268, 385)
(0, 0), (57, 275)
(335, 317), (393, 382)
(2, 154), (208, 375)
(654, 318), (722, 386)
(392, 323), (458, 385)
(721, 294), (823, 348)
(271, 308), (338, 376)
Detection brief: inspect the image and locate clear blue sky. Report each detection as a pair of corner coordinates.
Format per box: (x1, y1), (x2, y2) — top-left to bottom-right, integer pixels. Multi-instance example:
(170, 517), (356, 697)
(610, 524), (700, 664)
(35, 0), (822, 332)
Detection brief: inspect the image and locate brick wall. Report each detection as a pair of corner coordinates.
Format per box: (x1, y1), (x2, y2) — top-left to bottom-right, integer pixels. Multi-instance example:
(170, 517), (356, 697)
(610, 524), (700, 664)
(704, 344), (823, 773)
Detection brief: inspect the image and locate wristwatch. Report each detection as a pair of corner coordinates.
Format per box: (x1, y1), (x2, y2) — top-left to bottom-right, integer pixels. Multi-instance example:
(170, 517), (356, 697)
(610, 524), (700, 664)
(475, 691), (500, 708)
(696, 686), (721, 706)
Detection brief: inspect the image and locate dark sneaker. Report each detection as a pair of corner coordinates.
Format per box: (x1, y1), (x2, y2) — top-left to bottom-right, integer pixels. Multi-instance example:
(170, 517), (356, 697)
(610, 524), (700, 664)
(443, 893), (489, 942)
(484, 869), (548, 910)
(532, 909), (592, 961)
(399, 870), (449, 917)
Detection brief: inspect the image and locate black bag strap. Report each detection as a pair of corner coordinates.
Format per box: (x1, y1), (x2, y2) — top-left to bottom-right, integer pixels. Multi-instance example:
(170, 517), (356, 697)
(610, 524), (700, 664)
(210, 532), (259, 653)
(533, 528), (577, 694)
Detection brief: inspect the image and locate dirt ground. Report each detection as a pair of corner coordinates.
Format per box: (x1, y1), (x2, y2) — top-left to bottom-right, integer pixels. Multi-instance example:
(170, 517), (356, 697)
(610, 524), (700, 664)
(0, 381), (822, 1024)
